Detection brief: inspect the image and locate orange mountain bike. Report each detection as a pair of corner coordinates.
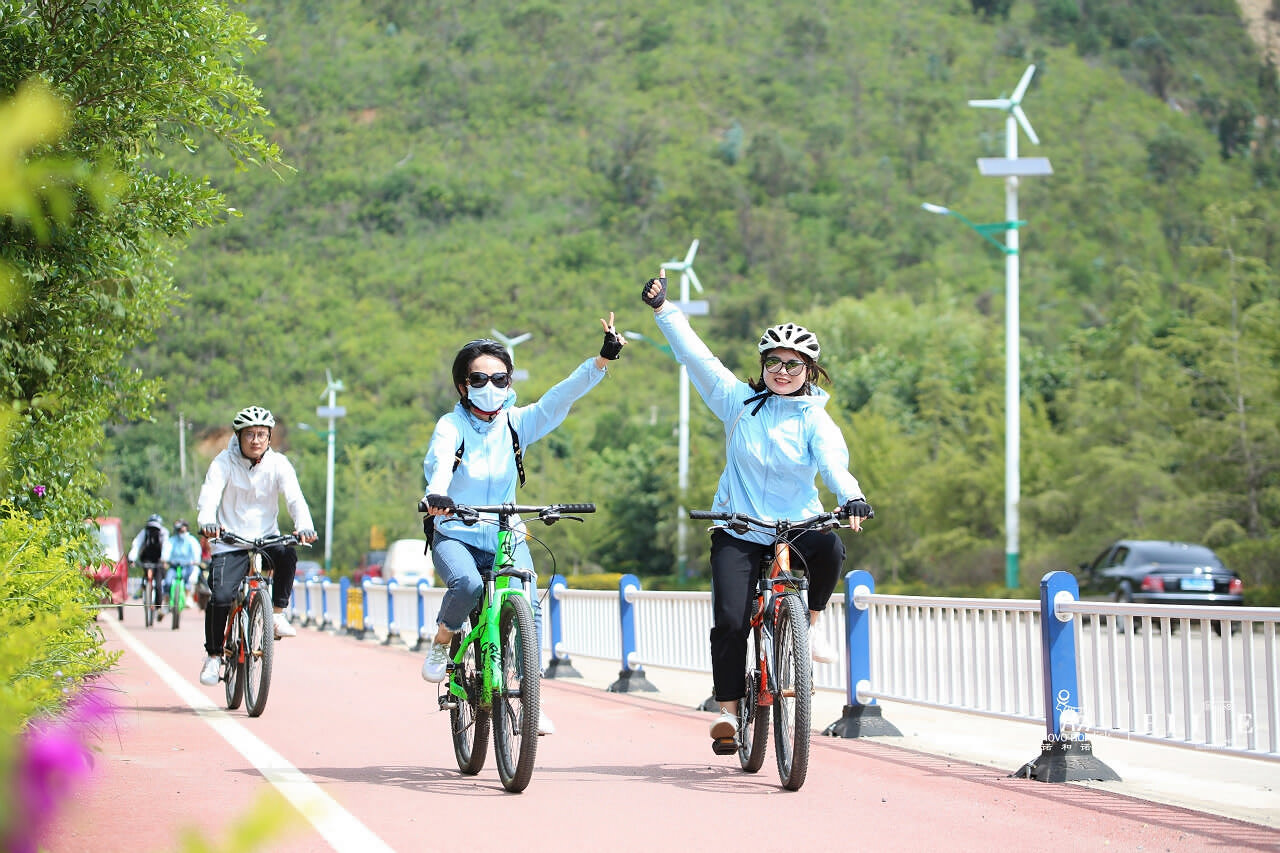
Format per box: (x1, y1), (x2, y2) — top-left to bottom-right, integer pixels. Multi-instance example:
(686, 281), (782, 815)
(688, 507), (850, 791)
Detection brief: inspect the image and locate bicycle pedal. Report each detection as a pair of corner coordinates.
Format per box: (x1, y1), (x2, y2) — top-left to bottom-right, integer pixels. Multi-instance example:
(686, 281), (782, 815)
(711, 737), (737, 756)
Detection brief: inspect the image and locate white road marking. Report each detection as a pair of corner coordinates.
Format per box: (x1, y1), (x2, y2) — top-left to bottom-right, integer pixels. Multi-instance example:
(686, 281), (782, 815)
(104, 618), (396, 853)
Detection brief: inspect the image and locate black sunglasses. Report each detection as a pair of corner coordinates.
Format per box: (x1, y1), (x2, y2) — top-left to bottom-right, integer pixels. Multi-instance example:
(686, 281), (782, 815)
(466, 371), (511, 389)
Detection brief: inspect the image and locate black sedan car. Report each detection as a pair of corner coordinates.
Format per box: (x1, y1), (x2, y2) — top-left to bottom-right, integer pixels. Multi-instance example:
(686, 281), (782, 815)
(1079, 540), (1243, 631)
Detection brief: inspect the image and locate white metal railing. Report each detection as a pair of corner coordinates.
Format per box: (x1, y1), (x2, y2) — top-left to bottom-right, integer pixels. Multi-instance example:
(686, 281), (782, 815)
(860, 594), (1043, 723)
(293, 572), (1280, 763)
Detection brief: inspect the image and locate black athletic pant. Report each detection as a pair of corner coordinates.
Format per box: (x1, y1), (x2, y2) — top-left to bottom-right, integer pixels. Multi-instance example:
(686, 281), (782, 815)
(202, 545), (298, 656)
(707, 528), (845, 703)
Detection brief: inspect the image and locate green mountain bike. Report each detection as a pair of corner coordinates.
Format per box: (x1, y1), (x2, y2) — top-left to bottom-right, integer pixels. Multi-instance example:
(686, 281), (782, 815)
(419, 500), (595, 793)
(168, 565), (191, 630)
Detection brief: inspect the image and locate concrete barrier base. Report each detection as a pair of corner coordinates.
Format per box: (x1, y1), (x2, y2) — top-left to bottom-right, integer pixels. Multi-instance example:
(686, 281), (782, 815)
(544, 656), (582, 679)
(607, 667), (658, 693)
(823, 703), (902, 738)
(1014, 738), (1120, 783)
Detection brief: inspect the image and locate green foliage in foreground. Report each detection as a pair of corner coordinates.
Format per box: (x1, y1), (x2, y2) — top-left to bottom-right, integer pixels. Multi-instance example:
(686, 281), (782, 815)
(0, 506), (119, 734)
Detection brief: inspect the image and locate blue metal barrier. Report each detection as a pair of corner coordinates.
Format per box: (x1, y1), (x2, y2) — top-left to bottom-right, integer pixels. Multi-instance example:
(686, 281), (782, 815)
(608, 574), (656, 692)
(339, 576), (349, 631)
(1014, 571), (1118, 782)
(824, 570), (899, 737)
(544, 574), (581, 678)
(414, 579), (430, 651)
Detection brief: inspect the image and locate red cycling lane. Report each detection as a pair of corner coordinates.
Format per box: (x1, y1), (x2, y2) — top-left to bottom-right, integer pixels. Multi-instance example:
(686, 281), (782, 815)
(48, 609), (1280, 853)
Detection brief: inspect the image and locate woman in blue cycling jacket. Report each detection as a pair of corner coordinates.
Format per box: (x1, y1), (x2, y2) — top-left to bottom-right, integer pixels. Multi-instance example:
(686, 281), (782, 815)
(419, 315), (625, 735)
(641, 271), (873, 741)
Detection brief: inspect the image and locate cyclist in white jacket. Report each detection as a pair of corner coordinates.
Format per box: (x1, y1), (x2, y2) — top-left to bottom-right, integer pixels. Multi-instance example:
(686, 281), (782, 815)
(195, 405), (317, 686)
(642, 271), (874, 741)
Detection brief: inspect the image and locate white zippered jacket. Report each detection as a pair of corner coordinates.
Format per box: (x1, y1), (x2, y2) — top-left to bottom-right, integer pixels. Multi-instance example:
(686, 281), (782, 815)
(197, 434), (314, 556)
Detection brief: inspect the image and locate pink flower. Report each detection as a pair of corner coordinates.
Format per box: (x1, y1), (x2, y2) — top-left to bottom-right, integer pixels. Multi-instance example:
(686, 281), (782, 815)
(3, 689), (114, 853)
(31, 485), (45, 498)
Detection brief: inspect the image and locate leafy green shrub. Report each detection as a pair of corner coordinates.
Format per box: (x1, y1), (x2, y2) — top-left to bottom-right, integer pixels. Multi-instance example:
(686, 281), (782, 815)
(561, 572), (627, 591)
(0, 505), (119, 736)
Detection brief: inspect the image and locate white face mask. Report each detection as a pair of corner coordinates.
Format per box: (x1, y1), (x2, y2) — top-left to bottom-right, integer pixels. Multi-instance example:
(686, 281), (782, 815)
(467, 382), (507, 413)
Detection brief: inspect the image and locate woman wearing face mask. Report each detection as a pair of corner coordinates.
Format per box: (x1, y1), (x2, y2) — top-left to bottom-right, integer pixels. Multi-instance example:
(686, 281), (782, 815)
(640, 271), (873, 743)
(419, 315), (626, 736)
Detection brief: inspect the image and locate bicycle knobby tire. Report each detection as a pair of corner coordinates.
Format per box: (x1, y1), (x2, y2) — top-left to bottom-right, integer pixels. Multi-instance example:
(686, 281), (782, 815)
(772, 595), (812, 790)
(449, 620), (490, 774)
(493, 594), (540, 793)
(739, 631), (769, 773)
(244, 590), (274, 717)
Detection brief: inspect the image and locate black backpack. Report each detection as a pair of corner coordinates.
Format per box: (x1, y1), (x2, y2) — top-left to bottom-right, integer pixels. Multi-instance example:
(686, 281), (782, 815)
(422, 423), (525, 552)
(139, 525), (163, 563)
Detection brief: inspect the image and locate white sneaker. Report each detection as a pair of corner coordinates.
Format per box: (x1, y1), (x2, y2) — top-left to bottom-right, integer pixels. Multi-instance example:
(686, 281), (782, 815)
(710, 710), (738, 739)
(538, 709), (555, 736)
(273, 612), (296, 639)
(421, 639), (450, 682)
(199, 655), (220, 686)
(809, 630), (838, 664)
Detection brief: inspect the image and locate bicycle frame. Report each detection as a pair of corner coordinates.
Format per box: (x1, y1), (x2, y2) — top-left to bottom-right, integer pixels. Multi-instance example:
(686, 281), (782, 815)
(446, 517), (534, 709)
(224, 552), (270, 655)
(752, 535), (808, 709)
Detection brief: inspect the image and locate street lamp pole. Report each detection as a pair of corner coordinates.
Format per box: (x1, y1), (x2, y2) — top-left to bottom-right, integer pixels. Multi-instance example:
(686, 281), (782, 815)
(316, 371), (346, 573)
(925, 64), (1052, 590)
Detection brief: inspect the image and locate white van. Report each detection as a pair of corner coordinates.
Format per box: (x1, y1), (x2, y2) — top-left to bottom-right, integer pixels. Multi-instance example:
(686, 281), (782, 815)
(384, 538), (434, 586)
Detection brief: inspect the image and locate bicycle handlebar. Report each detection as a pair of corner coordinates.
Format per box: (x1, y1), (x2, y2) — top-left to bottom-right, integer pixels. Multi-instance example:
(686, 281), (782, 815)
(416, 501), (596, 526)
(687, 508), (847, 536)
(218, 531), (303, 550)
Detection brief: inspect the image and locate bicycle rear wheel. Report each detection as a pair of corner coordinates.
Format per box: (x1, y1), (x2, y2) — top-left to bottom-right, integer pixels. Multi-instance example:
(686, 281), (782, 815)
(772, 594), (812, 790)
(244, 591), (274, 717)
(224, 620), (245, 711)
(493, 593), (539, 793)
(738, 627), (769, 773)
(142, 576), (155, 628)
(449, 619), (490, 774)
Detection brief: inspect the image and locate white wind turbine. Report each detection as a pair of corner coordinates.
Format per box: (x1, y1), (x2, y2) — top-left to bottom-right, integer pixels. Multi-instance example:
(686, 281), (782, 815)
(490, 328), (532, 382)
(661, 239), (708, 578)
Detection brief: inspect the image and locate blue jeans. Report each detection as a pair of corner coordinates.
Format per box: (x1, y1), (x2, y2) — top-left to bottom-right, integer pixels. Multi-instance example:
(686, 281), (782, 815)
(165, 563), (198, 592)
(431, 534), (542, 657)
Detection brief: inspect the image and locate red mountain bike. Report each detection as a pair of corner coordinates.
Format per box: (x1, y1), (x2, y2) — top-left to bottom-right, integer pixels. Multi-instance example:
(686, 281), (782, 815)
(689, 507), (851, 791)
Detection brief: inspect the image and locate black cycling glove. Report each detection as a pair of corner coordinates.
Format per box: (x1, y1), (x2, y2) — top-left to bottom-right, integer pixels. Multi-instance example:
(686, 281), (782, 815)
(424, 493), (455, 512)
(200, 523), (220, 539)
(844, 498), (874, 520)
(601, 326), (624, 360)
(642, 276), (667, 309)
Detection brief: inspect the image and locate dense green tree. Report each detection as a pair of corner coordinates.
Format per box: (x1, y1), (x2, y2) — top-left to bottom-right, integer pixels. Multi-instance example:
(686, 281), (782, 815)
(0, 0), (281, 535)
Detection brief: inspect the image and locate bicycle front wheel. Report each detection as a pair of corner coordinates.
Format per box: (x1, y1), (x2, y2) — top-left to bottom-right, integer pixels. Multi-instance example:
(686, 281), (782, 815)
(449, 620), (490, 774)
(244, 591), (274, 717)
(492, 593), (539, 793)
(170, 579), (184, 630)
(772, 594), (812, 790)
(739, 627), (769, 773)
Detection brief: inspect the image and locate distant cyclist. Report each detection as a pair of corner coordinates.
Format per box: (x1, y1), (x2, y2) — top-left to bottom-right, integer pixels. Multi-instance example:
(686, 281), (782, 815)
(420, 317), (626, 736)
(195, 405), (317, 686)
(127, 514), (170, 620)
(166, 520), (202, 608)
(641, 271), (873, 742)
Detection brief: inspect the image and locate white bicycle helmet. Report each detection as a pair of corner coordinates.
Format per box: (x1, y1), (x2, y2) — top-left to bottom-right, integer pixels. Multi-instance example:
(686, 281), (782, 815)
(232, 405), (276, 431)
(758, 323), (820, 359)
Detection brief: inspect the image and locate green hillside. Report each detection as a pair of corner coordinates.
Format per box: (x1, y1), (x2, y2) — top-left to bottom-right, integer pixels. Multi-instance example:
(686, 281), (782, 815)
(104, 0), (1280, 595)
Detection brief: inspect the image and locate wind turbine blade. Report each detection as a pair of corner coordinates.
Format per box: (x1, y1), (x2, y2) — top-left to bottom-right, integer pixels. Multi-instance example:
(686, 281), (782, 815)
(1011, 64), (1036, 103)
(684, 238), (699, 266)
(1013, 105), (1040, 145)
(685, 266), (703, 293)
(968, 97), (1011, 109)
